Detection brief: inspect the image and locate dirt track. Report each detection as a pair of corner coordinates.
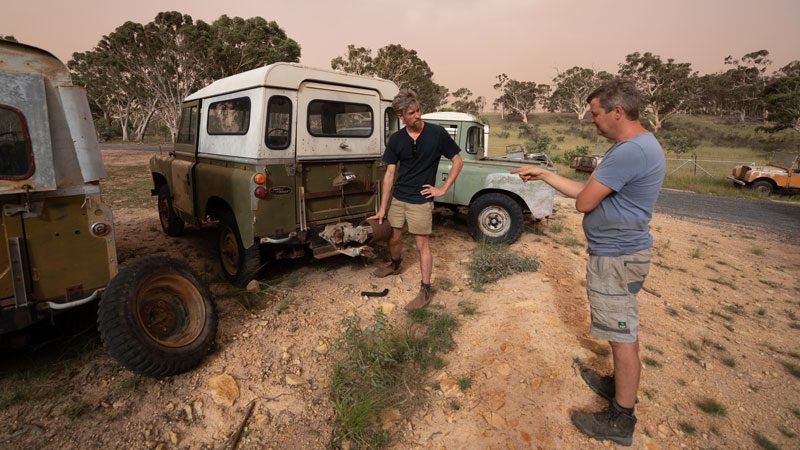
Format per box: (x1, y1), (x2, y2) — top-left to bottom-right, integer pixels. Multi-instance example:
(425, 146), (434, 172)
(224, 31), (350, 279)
(1, 150), (799, 449)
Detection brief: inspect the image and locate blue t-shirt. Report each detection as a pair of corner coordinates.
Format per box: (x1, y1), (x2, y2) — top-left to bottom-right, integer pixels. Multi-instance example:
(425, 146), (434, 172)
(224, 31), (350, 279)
(383, 122), (461, 204)
(582, 132), (666, 256)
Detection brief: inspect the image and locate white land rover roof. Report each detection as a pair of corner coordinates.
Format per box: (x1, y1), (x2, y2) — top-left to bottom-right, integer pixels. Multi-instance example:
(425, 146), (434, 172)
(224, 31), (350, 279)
(185, 62), (399, 101)
(422, 112), (483, 123)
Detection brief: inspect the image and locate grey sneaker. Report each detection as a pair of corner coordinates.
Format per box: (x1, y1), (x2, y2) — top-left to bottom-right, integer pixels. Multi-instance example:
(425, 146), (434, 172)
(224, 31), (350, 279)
(580, 368), (615, 402)
(571, 402), (636, 446)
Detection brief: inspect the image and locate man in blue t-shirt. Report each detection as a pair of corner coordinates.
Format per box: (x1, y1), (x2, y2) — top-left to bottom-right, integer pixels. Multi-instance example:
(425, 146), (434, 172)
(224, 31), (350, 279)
(368, 89), (463, 310)
(512, 79), (665, 446)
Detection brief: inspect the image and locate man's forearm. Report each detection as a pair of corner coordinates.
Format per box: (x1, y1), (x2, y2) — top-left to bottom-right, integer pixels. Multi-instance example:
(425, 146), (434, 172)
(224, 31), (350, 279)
(379, 170), (395, 212)
(541, 172), (586, 199)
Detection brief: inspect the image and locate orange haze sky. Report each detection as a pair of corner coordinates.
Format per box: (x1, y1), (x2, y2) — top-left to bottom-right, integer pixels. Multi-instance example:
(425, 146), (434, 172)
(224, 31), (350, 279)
(3, 0), (799, 107)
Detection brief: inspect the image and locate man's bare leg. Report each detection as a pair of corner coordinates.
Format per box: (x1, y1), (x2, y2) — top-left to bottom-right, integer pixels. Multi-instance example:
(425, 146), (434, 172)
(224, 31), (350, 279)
(611, 340), (640, 409)
(388, 228), (403, 261)
(414, 234), (432, 284)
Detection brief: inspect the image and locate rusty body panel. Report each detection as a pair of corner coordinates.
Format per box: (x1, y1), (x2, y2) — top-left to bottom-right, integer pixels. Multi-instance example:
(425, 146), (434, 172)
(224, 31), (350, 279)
(729, 152), (800, 194)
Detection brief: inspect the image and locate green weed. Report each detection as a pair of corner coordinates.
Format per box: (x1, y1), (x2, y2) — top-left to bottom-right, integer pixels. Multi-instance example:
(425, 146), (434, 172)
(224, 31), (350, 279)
(644, 344), (664, 355)
(754, 433), (780, 450)
(722, 358), (736, 367)
(778, 425), (796, 438)
(751, 247), (765, 256)
(457, 376), (473, 391)
(691, 248), (703, 259)
(678, 421), (697, 435)
(780, 361), (800, 379)
(642, 357), (662, 368)
(711, 310), (734, 322)
(709, 277), (736, 289)
(696, 398), (727, 416)
(470, 243), (539, 291)
(686, 353), (702, 365)
(457, 301), (478, 316)
(758, 308), (767, 316)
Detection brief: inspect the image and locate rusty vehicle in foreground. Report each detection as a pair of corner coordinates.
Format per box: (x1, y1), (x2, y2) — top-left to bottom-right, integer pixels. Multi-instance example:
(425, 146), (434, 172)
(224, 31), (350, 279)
(0, 40), (216, 377)
(728, 152), (800, 195)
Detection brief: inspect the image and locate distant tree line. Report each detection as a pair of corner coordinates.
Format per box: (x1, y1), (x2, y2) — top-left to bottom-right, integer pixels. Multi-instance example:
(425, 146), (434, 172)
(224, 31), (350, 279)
(12, 11), (795, 142)
(66, 12), (299, 142)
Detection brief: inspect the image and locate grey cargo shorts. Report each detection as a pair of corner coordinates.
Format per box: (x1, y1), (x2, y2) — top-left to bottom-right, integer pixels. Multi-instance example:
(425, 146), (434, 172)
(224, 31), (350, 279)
(586, 249), (650, 343)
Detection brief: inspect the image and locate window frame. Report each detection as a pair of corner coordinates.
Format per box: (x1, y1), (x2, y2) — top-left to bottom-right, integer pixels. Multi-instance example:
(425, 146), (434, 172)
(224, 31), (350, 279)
(0, 104), (35, 180)
(384, 107), (399, 146)
(264, 95), (293, 150)
(176, 104), (199, 145)
(206, 96), (252, 136)
(306, 99), (374, 138)
(465, 125), (482, 155)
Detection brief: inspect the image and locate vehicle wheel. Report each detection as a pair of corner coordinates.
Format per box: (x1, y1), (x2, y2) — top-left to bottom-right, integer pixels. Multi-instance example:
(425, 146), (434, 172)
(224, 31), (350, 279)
(218, 212), (261, 287)
(98, 256), (216, 378)
(751, 180), (774, 195)
(158, 184), (185, 236)
(467, 193), (524, 244)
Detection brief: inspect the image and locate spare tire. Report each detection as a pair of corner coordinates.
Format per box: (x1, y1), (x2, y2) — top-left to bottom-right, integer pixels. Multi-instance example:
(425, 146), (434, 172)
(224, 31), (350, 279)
(98, 256), (217, 377)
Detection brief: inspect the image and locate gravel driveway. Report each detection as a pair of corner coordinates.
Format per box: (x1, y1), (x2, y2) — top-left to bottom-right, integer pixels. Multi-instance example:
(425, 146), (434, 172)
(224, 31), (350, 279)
(656, 189), (799, 237)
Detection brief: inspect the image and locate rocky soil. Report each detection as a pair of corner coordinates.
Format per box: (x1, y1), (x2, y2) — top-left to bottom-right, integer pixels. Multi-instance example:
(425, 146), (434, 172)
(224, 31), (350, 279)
(1, 150), (799, 449)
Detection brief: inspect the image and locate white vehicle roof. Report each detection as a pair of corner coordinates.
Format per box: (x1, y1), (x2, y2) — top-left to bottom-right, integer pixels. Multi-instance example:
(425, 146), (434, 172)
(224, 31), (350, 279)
(422, 111), (483, 123)
(186, 62), (399, 101)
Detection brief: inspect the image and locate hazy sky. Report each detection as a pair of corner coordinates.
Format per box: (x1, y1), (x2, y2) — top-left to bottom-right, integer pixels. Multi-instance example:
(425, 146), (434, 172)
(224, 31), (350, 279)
(3, 0), (799, 105)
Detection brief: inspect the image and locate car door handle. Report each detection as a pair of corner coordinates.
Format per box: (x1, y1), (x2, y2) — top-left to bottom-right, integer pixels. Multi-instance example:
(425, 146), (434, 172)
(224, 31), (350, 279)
(339, 142), (350, 150)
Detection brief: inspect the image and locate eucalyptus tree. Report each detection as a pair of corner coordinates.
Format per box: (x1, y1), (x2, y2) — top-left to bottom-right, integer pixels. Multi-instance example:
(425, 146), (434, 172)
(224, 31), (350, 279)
(547, 66), (613, 121)
(492, 74), (550, 124)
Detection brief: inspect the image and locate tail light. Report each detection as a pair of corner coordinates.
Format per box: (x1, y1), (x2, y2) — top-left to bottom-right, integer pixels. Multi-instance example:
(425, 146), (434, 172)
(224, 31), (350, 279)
(253, 172), (268, 199)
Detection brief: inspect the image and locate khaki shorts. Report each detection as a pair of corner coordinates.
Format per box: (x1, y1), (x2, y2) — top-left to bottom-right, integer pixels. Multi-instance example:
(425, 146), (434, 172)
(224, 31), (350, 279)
(586, 249), (650, 343)
(387, 199), (433, 235)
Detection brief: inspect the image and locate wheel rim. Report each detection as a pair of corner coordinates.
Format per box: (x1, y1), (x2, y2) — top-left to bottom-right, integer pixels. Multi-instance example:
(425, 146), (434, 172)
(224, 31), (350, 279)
(754, 184), (771, 194)
(477, 206), (511, 238)
(134, 273), (205, 348)
(219, 225), (240, 277)
(158, 194), (170, 229)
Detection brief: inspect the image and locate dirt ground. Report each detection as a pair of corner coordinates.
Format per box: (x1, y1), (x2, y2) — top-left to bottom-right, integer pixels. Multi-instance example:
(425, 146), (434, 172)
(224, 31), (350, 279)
(2, 150), (799, 449)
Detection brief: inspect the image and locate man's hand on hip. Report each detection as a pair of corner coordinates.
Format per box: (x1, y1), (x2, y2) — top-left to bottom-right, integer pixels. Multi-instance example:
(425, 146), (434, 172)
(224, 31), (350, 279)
(421, 184), (446, 199)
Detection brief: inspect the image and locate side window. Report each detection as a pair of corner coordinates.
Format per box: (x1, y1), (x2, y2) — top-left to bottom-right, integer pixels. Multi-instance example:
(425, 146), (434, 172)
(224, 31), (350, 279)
(466, 126), (482, 155)
(0, 105), (33, 179)
(176, 105), (198, 144)
(265, 96), (292, 150)
(307, 100), (373, 137)
(207, 97), (251, 135)
(384, 107), (399, 146)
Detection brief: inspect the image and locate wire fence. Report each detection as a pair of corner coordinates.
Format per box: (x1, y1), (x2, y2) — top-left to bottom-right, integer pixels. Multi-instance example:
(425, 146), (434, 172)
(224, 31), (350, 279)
(665, 156), (753, 179)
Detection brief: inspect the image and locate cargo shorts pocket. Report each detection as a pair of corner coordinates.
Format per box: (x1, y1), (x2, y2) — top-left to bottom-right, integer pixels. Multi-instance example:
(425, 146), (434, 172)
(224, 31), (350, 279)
(623, 251), (650, 294)
(589, 294), (632, 335)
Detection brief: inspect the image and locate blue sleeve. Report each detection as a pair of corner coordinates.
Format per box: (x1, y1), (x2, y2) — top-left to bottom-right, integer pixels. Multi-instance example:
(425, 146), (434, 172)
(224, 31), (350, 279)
(592, 142), (645, 192)
(439, 126), (461, 159)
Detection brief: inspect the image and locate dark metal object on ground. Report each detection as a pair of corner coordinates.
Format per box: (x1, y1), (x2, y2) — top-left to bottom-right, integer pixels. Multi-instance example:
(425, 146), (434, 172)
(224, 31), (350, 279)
(360, 288), (389, 297)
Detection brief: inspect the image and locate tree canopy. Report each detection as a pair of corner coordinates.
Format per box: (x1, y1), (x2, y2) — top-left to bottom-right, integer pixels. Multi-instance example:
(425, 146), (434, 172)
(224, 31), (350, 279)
(492, 74), (550, 123)
(68, 11), (300, 142)
(331, 43), (448, 113)
(547, 67), (613, 121)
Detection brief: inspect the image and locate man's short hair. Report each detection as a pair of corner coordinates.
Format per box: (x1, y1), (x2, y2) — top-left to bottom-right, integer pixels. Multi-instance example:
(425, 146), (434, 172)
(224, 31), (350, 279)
(587, 79), (640, 120)
(392, 89), (419, 114)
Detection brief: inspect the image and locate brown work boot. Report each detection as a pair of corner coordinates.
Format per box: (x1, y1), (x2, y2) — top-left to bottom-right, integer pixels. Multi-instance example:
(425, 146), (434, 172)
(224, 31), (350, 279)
(405, 286), (431, 310)
(372, 258), (401, 278)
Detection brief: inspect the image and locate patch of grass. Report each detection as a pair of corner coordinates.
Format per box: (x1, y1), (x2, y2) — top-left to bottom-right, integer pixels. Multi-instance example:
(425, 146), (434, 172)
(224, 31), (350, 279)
(685, 340), (700, 352)
(705, 263), (719, 272)
(457, 301), (477, 316)
(667, 306), (680, 317)
(785, 309), (798, 321)
(711, 310), (734, 322)
(457, 376), (473, 391)
(790, 322), (800, 330)
(449, 400), (460, 411)
(716, 259), (729, 266)
(754, 432), (780, 450)
(780, 361), (800, 379)
(724, 303), (746, 316)
(549, 221), (564, 234)
(689, 286), (702, 294)
(792, 407), (800, 419)
(683, 304), (699, 314)
(0, 383), (33, 410)
(676, 378), (687, 386)
(788, 351), (800, 360)
(654, 261), (673, 271)
(678, 421), (697, 435)
(759, 279), (779, 289)
(702, 338), (726, 351)
(723, 323), (736, 332)
(778, 425), (796, 438)
(710, 425), (721, 436)
(751, 247), (765, 256)
(330, 309), (459, 448)
(64, 397), (90, 419)
(561, 237), (582, 247)
(696, 398), (727, 416)
(438, 278), (454, 292)
(691, 248), (703, 259)
(709, 277), (736, 289)
(758, 308), (767, 316)
(686, 353), (702, 365)
(642, 357), (662, 368)
(470, 243), (539, 291)
(642, 388), (655, 400)
(721, 358), (737, 367)
(644, 344), (664, 355)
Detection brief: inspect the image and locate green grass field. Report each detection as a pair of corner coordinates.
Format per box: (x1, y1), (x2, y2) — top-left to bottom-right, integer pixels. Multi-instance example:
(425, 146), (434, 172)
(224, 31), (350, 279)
(481, 112), (800, 201)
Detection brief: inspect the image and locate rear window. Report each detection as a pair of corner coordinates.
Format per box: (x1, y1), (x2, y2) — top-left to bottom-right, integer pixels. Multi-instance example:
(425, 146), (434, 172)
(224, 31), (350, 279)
(466, 126), (482, 154)
(265, 96), (292, 150)
(207, 97), (251, 135)
(307, 100), (373, 137)
(0, 105), (34, 179)
(177, 105), (198, 144)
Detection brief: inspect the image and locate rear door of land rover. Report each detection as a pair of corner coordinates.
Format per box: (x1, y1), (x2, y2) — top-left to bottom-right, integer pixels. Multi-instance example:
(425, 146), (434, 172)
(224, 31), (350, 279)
(295, 82), (381, 224)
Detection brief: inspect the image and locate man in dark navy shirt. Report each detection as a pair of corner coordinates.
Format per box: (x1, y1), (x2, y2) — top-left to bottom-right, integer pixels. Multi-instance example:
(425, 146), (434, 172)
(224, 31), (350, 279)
(368, 89), (463, 310)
